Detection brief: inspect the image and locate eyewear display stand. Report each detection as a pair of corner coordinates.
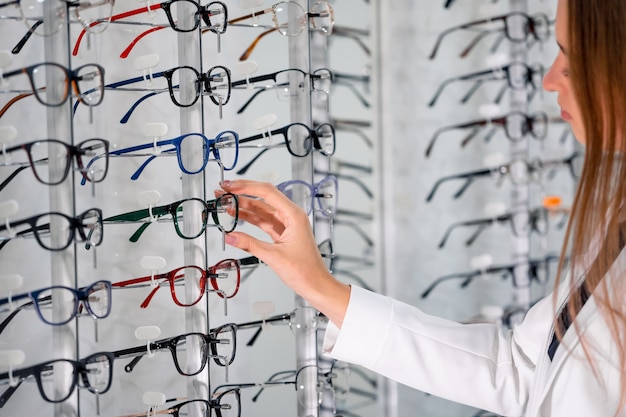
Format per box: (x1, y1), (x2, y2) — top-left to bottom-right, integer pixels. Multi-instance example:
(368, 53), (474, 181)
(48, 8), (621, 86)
(0, 0), (363, 416)
(43, 1), (79, 416)
(508, 0), (532, 314)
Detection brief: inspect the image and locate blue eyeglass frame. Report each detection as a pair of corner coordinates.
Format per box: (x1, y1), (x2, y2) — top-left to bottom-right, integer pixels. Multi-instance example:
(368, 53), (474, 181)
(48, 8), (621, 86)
(0, 280), (112, 326)
(81, 130), (239, 185)
(276, 174), (337, 216)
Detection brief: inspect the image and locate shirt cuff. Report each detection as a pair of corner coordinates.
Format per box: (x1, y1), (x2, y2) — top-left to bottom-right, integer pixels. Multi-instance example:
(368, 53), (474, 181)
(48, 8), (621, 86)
(322, 285), (394, 368)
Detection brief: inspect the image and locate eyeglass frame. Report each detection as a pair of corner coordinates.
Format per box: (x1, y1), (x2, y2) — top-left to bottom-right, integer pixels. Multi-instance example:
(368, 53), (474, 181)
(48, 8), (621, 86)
(420, 254), (561, 298)
(428, 11), (551, 60)
(112, 323), (237, 376)
(80, 131), (238, 186)
(101, 193), (239, 242)
(1, 62), (105, 107)
(425, 110), (549, 158)
(110, 259), (241, 309)
(0, 207), (104, 251)
(425, 152), (582, 203)
(0, 351), (115, 407)
(115, 390), (241, 417)
(428, 61), (545, 107)
(92, 65), (231, 122)
(71, 0), (228, 56)
(228, 1), (334, 61)
(235, 122), (336, 175)
(0, 280), (112, 335)
(0, 138), (110, 192)
(276, 175), (338, 216)
(437, 206), (562, 249)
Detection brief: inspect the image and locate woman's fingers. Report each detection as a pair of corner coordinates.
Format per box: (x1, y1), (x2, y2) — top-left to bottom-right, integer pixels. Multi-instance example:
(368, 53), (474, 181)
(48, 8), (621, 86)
(220, 179), (300, 218)
(237, 206), (285, 241)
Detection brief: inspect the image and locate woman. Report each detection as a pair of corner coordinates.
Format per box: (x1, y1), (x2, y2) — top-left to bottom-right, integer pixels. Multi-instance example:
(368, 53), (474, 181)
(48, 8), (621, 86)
(219, 0), (626, 415)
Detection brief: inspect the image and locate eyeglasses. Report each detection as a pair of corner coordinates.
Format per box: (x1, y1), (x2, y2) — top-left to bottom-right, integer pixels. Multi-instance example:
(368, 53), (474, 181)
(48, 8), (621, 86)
(0, 280), (111, 334)
(314, 168), (373, 199)
(330, 117), (373, 148)
(212, 363), (346, 409)
(102, 194), (238, 242)
(425, 152), (582, 202)
(230, 68), (326, 114)
(437, 206), (569, 248)
(228, 1), (334, 61)
(1, 62), (105, 108)
(311, 68), (371, 110)
(0, 208), (103, 251)
(72, 0), (227, 56)
(428, 62), (545, 107)
(234, 307), (324, 347)
(0, 138), (109, 192)
(8, 0), (115, 55)
(429, 12), (551, 59)
(277, 175), (337, 216)
(117, 390), (241, 417)
(111, 259), (240, 309)
(425, 111), (548, 158)
(0, 0), (66, 37)
(100, 65), (231, 122)
(81, 131), (237, 185)
(236, 122), (335, 175)
(421, 254), (560, 298)
(118, 1), (228, 59)
(0, 351), (114, 407)
(112, 324), (236, 376)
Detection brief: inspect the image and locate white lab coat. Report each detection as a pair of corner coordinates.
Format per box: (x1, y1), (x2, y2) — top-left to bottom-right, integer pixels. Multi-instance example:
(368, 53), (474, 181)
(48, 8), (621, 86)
(323, 249), (626, 417)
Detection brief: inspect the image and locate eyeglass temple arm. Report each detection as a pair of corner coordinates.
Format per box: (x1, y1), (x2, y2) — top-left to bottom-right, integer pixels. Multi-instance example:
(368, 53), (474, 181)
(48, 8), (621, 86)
(0, 373), (26, 407)
(251, 370), (298, 402)
(239, 27), (277, 61)
(0, 165), (30, 192)
(425, 121), (482, 158)
(235, 85), (270, 114)
(460, 27), (501, 58)
(235, 148), (271, 175)
(11, 20), (42, 55)
(420, 273), (475, 298)
(73, 2), (164, 55)
(227, 6), (272, 24)
(80, 153), (107, 185)
(119, 91), (161, 123)
(120, 26), (166, 59)
(333, 80), (370, 108)
(0, 303), (28, 335)
(0, 92), (33, 118)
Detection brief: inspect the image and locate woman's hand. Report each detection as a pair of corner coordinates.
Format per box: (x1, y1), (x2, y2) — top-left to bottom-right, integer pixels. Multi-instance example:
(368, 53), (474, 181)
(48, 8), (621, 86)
(218, 179), (350, 328)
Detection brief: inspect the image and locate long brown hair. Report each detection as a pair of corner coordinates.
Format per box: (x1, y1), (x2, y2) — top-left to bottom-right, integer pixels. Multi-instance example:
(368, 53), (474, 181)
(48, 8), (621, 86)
(556, 0), (626, 413)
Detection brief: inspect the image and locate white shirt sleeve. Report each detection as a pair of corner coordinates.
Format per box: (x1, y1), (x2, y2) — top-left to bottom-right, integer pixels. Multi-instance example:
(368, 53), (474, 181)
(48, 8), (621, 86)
(322, 285), (555, 416)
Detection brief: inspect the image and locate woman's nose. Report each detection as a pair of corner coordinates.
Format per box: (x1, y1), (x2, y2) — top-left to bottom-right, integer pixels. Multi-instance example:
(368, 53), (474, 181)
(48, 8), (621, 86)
(542, 61), (558, 92)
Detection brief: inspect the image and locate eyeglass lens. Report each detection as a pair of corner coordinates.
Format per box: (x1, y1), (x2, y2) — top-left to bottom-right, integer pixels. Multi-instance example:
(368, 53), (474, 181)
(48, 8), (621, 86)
(37, 360), (77, 402)
(82, 353), (114, 394)
(210, 259), (240, 298)
(310, 1), (333, 34)
(33, 282), (110, 325)
(7, 0), (66, 36)
(504, 113), (546, 140)
(177, 397), (239, 417)
(504, 13), (549, 41)
(274, 69), (306, 100)
(212, 131), (238, 170)
(71, 0), (114, 33)
(165, 266), (207, 306)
